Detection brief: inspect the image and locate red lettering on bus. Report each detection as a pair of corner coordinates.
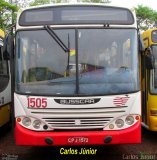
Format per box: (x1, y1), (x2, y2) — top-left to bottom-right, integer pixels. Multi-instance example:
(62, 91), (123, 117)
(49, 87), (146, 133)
(28, 98), (47, 108)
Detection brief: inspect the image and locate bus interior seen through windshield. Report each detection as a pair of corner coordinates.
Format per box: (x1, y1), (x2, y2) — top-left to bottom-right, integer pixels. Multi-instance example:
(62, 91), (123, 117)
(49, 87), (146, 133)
(16, 28), (138, 96)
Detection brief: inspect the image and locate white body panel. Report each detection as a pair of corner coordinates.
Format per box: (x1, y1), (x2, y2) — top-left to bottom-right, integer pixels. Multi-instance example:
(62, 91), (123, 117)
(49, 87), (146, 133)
(14, 92), (141, 130)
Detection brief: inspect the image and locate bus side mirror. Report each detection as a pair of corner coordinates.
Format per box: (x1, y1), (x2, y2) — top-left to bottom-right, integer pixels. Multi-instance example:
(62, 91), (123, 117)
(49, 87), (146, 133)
(139, 34), (145, 52)
(3, 35), (14, 60)
(145, 48), (155, 70)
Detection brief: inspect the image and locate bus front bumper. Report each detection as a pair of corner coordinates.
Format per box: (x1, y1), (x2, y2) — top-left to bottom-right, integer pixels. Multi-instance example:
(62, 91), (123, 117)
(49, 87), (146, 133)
(15, 121), (141, 146)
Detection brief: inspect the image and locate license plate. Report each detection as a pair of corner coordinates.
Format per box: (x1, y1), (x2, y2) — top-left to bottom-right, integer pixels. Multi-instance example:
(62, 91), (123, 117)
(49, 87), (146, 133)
(67, 137), (89, 144)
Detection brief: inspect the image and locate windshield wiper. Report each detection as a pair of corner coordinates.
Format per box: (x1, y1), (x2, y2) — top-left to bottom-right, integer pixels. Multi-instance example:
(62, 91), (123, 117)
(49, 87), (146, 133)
(44, 25), (71, 76)
(44, 25), (69, 53)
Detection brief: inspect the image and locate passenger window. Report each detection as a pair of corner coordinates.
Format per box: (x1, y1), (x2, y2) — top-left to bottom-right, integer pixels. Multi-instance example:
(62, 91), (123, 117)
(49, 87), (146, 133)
(0, 46), (9, 92)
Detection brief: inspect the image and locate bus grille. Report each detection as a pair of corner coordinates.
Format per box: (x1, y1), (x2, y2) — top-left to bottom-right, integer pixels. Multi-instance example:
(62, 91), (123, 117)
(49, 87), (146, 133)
(30, 106), (127, 130)
(42, 117), (113, 129)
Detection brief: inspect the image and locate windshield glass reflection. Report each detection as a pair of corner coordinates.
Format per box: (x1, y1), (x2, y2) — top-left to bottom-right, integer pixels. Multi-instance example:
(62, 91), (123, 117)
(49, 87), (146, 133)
(15, 29), (139, 95)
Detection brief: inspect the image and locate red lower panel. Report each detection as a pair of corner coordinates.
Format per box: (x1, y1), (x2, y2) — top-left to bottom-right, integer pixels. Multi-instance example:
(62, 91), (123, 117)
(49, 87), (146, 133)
(15, 121), (141, 146)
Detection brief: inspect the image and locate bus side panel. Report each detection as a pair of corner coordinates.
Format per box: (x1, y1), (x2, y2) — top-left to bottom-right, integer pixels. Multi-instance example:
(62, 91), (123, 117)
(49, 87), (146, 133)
(147, 93), (157, 131)
(0, 72), (11, 127)
(0, 105), (10, 127)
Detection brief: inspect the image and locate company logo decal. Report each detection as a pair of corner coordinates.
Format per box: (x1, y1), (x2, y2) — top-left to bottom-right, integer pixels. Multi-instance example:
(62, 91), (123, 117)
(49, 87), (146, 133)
(75, 119), (81, 125)
(113, 95), (129, 106)
(54, 98), (100, 105)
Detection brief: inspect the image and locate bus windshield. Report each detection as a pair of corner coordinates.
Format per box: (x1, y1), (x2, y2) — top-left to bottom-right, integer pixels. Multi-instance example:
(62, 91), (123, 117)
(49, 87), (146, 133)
(150, 45), (157, 94)
(15, 28), (139, 96)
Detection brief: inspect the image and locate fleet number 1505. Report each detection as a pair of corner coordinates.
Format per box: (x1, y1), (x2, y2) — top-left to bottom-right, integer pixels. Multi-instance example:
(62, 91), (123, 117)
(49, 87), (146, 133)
(27, 98), (47, 108)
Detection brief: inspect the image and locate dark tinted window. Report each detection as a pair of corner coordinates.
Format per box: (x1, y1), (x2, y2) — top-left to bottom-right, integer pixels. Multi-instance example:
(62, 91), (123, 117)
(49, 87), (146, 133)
(152, 30), (157, 43)
(0, 46), (9, 92)
(19, 5), (134, 26)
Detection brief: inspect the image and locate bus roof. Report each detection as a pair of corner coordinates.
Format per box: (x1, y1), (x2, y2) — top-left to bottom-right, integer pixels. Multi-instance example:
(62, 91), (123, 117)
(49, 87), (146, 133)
(22, 3), (133, 11)
(142, 28), (157, 47)
(142, 28), (157, 36)
(0, 29), (5, 38)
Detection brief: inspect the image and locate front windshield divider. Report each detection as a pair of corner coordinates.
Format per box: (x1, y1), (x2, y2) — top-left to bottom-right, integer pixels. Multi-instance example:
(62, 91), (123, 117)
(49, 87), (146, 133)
(75, 29), (79, 94)
(44, 25), (69, 53)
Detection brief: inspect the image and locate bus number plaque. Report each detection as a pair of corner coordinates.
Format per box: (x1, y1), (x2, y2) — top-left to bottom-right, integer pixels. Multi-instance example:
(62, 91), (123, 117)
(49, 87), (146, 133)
(27, 98), (47, 108)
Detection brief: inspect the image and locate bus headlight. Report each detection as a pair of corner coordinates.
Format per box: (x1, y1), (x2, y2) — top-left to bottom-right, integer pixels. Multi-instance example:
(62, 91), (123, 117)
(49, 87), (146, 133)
(33, 120), (41, 129)
(125, 116), (134, 125)
(17, 116), (53, 131)
(22, 117), (31, 127)
(109, 124), (114, 129)
(103, 114), (140, 130)
(115, 119), (124, 128)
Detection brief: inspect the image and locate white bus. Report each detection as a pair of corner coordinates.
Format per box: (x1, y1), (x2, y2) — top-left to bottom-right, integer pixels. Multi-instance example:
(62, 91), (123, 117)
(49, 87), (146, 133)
(5, 4), (142, 145)
(0, 29), (11, 128)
